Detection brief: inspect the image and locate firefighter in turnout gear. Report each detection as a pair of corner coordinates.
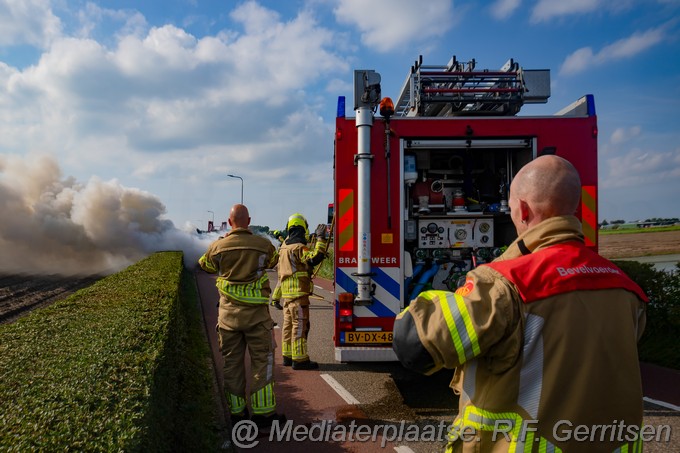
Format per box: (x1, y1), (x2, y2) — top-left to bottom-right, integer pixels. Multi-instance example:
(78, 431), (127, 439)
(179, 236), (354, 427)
(198, 204), (286, 428)
(393, 156), (648, 453)
(276, 213), (328, 370)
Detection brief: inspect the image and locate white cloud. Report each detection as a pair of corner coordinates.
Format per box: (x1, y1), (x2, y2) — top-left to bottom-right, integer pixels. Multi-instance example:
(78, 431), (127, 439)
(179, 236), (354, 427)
(0, 3), (347, 154)
(601, 146), (680, 189)
(531, 0), (601, 22)
(75, 3), (147, 40)
(333, 0), (453, 52)
(559, 26), (666, 75)
(610, 126), (641, 145)
(531, 0), (642, 22)
(490, 0), (522, 20)
(325, 77), (352, 94)
(230, 0), (281, 34)
(0, 2), (345, 229)
(0, 0), (62, 47)
(558, 47), (594, 76)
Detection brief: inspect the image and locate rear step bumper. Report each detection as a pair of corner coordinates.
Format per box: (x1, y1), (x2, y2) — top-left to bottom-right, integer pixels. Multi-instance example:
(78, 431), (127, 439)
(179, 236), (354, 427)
(335, 346), (398, 362)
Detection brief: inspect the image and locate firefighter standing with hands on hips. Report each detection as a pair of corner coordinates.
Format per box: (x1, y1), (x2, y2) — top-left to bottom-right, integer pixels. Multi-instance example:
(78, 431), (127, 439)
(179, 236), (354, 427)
(198, 204), (286, 428)
(274, 213), (328, 370)
(393, 155), (648, 453)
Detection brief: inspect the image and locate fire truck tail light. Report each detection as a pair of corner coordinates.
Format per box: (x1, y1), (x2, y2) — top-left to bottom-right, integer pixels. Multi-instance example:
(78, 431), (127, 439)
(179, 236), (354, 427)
(338, 292), (354, 330)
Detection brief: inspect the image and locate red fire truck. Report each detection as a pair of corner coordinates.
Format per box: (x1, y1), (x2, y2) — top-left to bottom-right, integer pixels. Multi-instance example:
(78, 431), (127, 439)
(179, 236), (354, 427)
(332, 55), (598, 362)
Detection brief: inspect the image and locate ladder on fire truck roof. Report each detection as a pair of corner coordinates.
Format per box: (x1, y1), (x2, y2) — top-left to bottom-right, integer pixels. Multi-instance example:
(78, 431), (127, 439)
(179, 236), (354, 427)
(394, 55), (551, 117)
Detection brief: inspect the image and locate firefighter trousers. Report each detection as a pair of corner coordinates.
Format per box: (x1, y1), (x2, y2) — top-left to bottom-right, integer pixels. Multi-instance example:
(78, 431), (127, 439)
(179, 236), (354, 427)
(281, 296), (311, 362)
(217, 297), (277, 416)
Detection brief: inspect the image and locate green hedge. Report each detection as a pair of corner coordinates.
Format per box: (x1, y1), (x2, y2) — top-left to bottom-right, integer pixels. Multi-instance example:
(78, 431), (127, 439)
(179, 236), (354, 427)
(0, 252), (220, 451)
(317, 246), (334, 281)
(613, 260), (680, 370)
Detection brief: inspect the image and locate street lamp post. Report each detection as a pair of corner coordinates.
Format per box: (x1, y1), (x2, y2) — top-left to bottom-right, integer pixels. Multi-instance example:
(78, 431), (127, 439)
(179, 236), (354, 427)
(227, 174), (244, 204)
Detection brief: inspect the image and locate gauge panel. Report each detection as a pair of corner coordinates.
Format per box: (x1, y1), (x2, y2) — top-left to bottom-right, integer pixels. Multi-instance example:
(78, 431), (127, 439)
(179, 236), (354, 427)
(417, 217), (495, 248)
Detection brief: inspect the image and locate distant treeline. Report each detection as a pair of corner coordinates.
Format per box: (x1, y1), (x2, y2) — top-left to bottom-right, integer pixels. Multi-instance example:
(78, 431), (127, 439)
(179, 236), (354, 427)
(600, 218), (679, 227)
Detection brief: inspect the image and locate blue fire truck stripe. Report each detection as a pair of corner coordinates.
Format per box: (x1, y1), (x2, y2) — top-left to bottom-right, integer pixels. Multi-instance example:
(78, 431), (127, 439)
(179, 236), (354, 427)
(372, 267), (400, 301)
(336, 267), (398, 318)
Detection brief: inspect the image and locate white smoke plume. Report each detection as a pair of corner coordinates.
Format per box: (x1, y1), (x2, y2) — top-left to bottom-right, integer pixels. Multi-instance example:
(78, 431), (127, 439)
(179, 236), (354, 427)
(0, 154), (214, 276)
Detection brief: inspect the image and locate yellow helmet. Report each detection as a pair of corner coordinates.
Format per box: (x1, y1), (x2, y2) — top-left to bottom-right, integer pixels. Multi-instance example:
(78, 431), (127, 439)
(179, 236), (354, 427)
(286, 213), (308, 235)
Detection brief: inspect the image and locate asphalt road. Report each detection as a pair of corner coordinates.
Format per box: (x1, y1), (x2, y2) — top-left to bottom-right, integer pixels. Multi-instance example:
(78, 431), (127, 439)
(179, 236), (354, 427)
(195, 270), (680, 453)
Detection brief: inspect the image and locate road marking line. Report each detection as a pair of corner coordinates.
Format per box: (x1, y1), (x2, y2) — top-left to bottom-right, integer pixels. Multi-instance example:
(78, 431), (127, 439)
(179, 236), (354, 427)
(314, 284), (333, 293)
(644, 396), (680, 411)
(319, 375), (421, 453)
(320, 373), (360, 405)
(393, 447), (416, 453)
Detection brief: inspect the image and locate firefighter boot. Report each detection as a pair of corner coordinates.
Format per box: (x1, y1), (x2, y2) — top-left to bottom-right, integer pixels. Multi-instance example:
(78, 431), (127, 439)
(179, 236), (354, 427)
(252, 412), (288, 428)
(230, 409), (249, 426)
(292, 359), (319, 370)
(283, 356), (293, 366)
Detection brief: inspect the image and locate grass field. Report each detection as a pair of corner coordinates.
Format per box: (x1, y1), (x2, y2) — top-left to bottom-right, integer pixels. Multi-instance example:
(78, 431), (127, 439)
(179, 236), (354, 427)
(599, 225), (680, 235)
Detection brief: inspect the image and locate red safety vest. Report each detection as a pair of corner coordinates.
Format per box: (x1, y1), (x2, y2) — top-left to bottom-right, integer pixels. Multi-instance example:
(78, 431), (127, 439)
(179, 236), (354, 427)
(485, 241), (648, 304)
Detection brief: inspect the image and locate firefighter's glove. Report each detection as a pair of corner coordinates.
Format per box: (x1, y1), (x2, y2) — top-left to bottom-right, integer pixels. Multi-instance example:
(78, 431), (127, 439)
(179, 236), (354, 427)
(271, 300), (283, 310)
(314, 224), (328, 240)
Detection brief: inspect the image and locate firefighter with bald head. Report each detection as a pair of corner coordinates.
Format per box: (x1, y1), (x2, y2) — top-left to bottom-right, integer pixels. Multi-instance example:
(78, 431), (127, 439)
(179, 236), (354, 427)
(276, 213), (328, 370)
(198, 204), (285, 428)
(393, 155), (648, 452)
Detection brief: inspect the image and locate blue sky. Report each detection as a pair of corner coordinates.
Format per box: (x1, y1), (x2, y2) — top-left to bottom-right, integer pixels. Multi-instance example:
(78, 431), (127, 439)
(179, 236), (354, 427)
(1, 0), (679, 244)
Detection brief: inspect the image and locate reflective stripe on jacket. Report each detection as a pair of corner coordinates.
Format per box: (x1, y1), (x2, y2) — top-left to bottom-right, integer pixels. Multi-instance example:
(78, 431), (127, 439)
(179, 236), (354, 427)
(198, 227), (278, 304)
(276, 238), (326, 299)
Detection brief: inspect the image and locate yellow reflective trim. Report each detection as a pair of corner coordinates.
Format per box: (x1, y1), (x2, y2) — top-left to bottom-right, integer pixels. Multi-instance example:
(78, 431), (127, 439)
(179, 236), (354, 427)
(449, 405), (564, 453)
(465, 406), (523, 452)
(581, 185), (597, 246)
(199, 254), (217, 273)
(635, 436), (643, 453)
(292, 338), (308, 360)
(538, 437), (548, 453)
(453, 293), (481, 356)
(304, 240), (326, 261)
(433, 291), (480, 363)
(523, 431), (534, 453)
(438, 296), (466, 363)
(280, 271), (310, 298)
(216, 273), (271, 303)
(226, 393), (246, 414)
(338, 188), (354, 252)
(419, 291), (436, 302)
(251, 383), (276, 414)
